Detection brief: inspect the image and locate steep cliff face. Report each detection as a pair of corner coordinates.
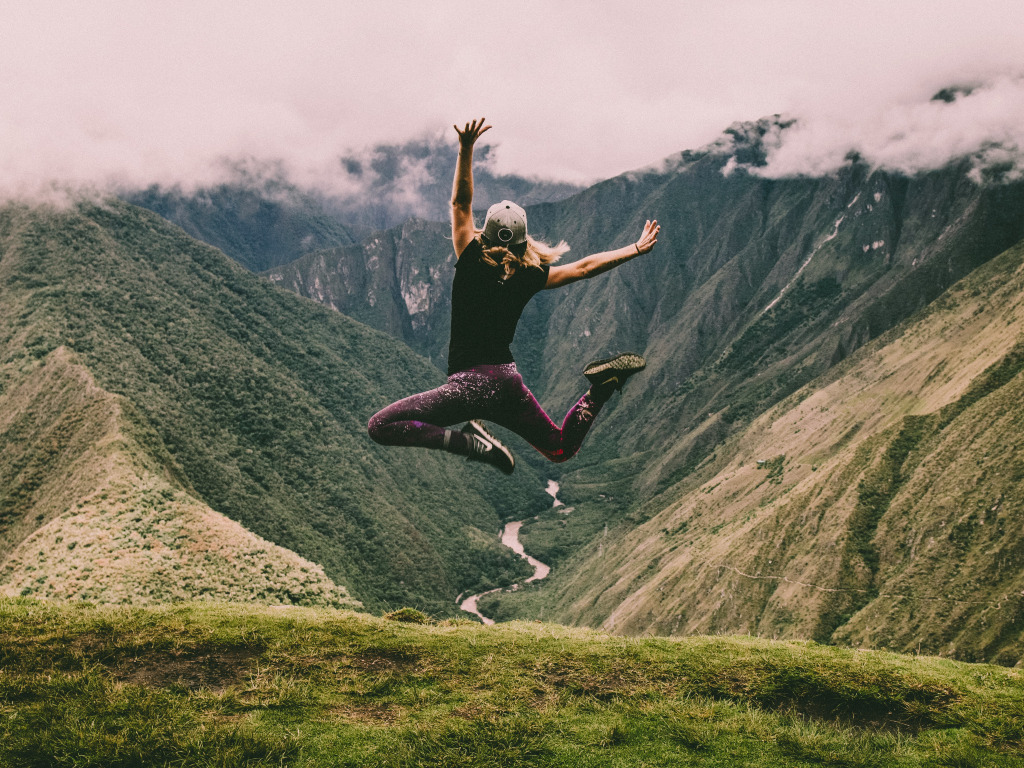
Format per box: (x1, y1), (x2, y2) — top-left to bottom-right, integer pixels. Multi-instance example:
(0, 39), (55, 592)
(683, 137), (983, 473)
(264, 218), (454, 366)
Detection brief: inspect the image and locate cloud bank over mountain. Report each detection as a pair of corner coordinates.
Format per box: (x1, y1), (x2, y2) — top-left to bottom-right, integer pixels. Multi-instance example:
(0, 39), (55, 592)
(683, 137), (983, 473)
(748, 77), (1024, 181)
(2, 0), (1024, 198)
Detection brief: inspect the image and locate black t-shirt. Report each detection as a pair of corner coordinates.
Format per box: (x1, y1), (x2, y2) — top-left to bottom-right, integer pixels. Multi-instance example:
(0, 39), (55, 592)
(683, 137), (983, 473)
(447, 239), (550, 375)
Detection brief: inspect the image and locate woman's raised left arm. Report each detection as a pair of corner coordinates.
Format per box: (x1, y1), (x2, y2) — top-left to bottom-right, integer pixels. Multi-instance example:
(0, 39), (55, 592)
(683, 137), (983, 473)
(451, 118), (490, 257)
(545, 219), (660, 289)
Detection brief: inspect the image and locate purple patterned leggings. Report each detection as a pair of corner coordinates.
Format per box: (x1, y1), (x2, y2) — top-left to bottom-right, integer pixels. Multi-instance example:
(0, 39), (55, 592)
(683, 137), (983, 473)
(367, 363), (602, 463)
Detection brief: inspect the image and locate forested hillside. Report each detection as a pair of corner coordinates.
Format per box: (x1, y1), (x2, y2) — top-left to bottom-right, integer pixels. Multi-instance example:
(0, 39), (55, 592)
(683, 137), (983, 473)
(126, 181), (360, 273)
(0, 200), (544, 614)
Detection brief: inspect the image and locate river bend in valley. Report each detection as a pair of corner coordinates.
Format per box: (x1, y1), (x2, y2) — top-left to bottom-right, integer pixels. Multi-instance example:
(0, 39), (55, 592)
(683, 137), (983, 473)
(459, 482), (562, 624)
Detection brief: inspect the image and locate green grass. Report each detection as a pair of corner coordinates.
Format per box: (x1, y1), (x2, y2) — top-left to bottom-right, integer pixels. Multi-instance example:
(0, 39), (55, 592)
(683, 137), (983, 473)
(2, 599), (1023, 767)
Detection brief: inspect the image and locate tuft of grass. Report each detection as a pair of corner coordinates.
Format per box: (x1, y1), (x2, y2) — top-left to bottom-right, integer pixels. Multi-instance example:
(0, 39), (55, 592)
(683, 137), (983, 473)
(383, 607), (434, 625)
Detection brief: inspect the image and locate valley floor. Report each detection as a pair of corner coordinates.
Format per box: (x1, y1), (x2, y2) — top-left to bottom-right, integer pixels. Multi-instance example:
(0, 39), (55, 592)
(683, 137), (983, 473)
(2, 599), (1023, 767)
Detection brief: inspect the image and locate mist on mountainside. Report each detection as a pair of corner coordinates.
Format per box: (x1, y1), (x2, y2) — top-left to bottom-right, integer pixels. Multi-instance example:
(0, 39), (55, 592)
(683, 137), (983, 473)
(120, 77), (1024, 275)
(124, 136), (582, 272)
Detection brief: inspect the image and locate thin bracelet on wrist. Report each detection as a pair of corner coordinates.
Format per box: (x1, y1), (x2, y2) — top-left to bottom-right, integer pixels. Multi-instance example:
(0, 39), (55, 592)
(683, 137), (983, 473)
(634, 243), (640, 254)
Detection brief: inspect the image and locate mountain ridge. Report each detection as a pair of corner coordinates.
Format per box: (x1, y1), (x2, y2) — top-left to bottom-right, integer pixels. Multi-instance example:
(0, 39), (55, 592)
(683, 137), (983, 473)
(0, 344), (359, 607)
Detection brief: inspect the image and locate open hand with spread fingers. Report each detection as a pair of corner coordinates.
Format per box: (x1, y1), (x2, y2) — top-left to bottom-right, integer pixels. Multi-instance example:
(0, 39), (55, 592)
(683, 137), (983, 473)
(635, 219), (660, 255)
(454, 117), (491, 149)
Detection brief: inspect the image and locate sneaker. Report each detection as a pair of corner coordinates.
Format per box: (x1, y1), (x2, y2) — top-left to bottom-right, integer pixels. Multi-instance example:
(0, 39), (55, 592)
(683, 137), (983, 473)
(462, 420), (515, 475)
(583, 353), (647, 393)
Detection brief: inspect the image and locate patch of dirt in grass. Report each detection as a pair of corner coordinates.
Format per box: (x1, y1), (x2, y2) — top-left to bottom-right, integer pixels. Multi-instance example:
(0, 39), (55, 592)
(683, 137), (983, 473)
(533, 658), (677, 702)
(327, 702), (402, 725)
(695, 664), (962, 733)
(348, 648), (422, 673)
(113, 647), (261, 691)
(451, 701), (489, 720)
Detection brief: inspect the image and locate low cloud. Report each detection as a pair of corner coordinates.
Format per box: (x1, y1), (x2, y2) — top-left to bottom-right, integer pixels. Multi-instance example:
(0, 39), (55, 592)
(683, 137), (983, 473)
(752, 77), (1024, 181)
(3, 1), (1024, 201)
(126, 135), (583, 242)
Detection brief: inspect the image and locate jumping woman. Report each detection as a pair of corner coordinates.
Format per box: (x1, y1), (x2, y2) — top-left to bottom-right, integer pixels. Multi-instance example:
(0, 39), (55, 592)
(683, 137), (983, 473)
(368, 118), (660, 473)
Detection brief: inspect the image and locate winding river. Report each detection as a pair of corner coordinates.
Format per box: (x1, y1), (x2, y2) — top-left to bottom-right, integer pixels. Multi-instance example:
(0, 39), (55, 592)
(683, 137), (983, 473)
(458, 483), (561, 624)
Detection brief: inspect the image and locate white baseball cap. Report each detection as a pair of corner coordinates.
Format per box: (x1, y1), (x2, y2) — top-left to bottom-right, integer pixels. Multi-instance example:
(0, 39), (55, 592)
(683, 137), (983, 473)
(482, 200), (528, 246)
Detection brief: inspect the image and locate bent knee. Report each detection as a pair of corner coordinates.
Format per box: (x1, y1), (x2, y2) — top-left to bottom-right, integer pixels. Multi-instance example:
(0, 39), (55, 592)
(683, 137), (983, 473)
(540, 448), (575, 464)
(367, 411), (389, 444)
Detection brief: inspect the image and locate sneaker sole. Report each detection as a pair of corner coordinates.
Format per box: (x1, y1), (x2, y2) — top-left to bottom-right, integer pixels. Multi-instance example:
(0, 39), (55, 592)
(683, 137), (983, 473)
(464, 420), (515, 474)
(583, 353), (647, 385)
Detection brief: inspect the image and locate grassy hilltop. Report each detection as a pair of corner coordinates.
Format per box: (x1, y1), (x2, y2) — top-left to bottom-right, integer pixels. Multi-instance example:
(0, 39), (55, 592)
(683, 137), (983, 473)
(2, 598), (1023, 767)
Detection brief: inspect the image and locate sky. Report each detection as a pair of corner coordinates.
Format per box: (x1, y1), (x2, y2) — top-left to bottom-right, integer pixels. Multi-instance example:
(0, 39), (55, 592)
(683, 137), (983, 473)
(2, 0), (1024, 198)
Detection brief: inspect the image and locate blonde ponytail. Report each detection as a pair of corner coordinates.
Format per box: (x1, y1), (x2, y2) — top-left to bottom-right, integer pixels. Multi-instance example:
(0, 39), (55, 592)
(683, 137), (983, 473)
(479, 234), (570, 278)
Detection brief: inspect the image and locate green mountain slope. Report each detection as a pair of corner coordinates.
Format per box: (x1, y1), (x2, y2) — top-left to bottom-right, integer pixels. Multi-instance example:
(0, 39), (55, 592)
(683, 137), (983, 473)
(0, 200), (542, 614)
(496, 239), (1024, 664)
(261, 138), (1024, 659)
(3, 599), (1023, 767)
(527, 158), (1024, 468)
(0, 346), (357, 607)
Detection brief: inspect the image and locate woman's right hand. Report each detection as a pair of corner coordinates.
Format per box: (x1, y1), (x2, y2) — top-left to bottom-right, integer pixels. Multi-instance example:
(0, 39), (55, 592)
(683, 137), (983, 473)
(454, 118), (491, 149)
(635, 219), (660, 254)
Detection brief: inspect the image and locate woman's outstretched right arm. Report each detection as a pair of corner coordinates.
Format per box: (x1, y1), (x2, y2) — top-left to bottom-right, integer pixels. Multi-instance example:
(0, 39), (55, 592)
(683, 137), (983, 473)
(451, 118), (490, 256)
(545, 220), (660, 289)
